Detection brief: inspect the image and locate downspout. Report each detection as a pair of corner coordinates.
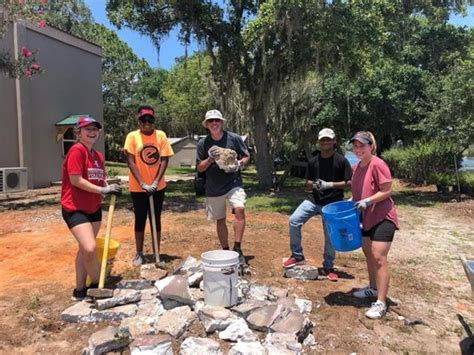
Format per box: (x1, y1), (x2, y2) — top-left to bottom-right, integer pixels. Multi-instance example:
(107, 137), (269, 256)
(13, 22), (24, 167)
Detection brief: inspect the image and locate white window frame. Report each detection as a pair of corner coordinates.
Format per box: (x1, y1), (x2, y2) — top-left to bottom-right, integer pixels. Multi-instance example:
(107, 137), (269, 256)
(62, 127), (76, 156)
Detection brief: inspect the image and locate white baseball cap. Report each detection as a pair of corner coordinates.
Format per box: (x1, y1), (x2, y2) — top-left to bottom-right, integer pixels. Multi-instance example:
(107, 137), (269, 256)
(318, 128), (335, 140)
(202, 109), (226, 127)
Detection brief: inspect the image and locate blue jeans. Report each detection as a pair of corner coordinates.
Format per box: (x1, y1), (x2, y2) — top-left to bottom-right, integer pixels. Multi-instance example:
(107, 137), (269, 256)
(289, 199), (335, 269)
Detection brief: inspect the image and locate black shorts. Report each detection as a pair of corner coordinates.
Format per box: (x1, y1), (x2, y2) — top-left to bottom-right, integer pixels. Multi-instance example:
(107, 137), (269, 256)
(362, 219), (396, 242)
(62, 208), (102, 229)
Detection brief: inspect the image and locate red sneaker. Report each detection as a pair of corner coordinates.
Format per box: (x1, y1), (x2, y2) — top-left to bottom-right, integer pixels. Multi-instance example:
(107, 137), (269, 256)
(323, 268), (338, 281)
(282, 256), (305, 268)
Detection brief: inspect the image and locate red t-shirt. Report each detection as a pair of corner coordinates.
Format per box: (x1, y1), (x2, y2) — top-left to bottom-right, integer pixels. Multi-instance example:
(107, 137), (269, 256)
(351, 156), (399, 231)
(61, 143), (105, 214)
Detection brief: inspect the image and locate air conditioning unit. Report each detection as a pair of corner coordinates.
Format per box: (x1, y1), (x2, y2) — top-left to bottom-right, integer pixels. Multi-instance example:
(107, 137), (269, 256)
(0, 167), (28, 193)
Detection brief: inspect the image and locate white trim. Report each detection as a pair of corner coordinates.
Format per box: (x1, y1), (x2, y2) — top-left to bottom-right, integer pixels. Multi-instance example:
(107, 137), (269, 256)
(13, 22), (24, 167)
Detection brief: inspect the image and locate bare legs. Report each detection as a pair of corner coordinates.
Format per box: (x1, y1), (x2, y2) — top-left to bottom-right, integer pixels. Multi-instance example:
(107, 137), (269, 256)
(216, 207), (246, 248)
(362, 237), (392, 303)
(70, 221), (101, 290)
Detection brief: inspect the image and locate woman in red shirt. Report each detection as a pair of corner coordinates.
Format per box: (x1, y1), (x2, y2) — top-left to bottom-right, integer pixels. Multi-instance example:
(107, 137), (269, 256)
(61, 116), (121, 301)
(350, 131), (399, 319)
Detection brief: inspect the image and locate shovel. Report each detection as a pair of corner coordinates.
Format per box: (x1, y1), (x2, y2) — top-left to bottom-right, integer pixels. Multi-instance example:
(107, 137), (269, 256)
(149, 194), (165, 268)
(87, 194), (116, 299)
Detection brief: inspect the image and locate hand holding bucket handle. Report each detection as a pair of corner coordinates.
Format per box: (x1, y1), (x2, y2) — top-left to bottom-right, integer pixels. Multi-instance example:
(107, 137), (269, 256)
(355, 198), (372, 212)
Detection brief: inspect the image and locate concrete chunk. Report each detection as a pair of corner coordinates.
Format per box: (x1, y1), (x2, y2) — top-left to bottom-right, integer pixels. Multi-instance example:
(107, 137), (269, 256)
(275, 297), (300, 312)
(136, 298), (165, 318)
(119, 315), (156, 338)
(284, 265), (319, 280)
(155, 306), (196, 338)
(271, 311), (314, 342)
(240, 282), (271, 301)
(246, 304), (285, 332)
(140, 287), (160, 301)
(269, 286), (288, 300)
(61, 301), (98, 323)
(95, 289), (141, 311)
(198, 305), (237, 333)
(87, 326), (130, 355)
(117, 279), (153, 290)
(180, 337), (222, 355)
(294, 298), (313, 314)
(173, 255), (201, 274)
(265, 332), (302, 354)
(218, 318), (257, 342)
(92, 304), (138, 322)
(187, 270), (203, 287)
(231, 300), (270, 318)
(229, 341), (266, 355)
(156, 275), (194, 305)
(130, 334), (173, 355)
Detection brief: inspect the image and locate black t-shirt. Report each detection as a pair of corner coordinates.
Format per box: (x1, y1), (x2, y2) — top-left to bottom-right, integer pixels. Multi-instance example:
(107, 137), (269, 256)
(196, 131), (249, 197)
(307, 151), (352, 206)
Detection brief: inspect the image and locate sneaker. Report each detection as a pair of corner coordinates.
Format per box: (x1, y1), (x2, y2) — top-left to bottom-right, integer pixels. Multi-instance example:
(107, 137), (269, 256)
(322, 268), (338, 281)
(365, 300), (387, 319)
(282, 256), (305, 268)
(133, 252), (145, 266)
(353, 286), (378, 299)
(71, 288), (88, 301)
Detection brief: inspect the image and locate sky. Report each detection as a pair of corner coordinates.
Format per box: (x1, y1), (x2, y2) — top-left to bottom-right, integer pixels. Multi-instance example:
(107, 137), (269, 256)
(85, 1), (474, 70)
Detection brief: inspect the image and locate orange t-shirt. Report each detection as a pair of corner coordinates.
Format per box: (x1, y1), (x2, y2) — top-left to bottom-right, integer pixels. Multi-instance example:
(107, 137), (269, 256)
(124, 130), (174, 192)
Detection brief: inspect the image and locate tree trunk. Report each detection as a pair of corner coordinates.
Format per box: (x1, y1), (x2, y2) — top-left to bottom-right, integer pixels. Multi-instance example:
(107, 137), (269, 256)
(252, 103), (273, 190)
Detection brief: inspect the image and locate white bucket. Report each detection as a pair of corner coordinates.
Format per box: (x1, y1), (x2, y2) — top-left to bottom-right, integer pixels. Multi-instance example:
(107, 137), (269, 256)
(201, 250), (240, 307)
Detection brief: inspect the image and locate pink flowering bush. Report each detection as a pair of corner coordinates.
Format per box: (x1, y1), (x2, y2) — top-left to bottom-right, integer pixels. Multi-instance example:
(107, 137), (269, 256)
(0, 0), (47, 78)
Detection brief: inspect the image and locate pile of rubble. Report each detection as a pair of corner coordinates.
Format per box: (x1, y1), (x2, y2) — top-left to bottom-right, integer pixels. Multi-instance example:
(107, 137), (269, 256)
(61, 256), (318, 354)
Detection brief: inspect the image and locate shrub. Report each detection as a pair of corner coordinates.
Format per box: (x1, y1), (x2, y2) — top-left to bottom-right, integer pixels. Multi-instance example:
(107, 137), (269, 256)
(382, 139), (463, 184)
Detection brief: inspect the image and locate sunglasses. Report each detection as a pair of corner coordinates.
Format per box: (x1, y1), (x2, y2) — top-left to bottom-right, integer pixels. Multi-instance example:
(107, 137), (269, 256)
(207, 118), (222, 123)
(139, 117), (155, 124)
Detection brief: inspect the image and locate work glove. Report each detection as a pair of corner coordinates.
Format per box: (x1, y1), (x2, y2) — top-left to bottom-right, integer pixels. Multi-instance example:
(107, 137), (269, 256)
(208, 145), (220, 159)
(140, 183), (156, 195)
(101, 184), (122, 196)
(313, 179), (334, 191)
(355, 198), (372, 212)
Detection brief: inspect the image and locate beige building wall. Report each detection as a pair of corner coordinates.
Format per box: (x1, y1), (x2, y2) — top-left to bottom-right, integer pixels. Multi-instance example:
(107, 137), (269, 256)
(168, 138), (198, 167)
(0, 21), (103, 188)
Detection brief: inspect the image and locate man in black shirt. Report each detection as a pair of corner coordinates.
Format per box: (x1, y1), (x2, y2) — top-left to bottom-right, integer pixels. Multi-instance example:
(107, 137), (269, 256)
(282, 128), (352, 280)
(196, 110), (250, 261)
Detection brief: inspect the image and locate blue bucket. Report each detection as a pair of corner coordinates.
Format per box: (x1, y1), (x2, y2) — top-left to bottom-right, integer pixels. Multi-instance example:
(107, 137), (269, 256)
(322, 201), (362, 252)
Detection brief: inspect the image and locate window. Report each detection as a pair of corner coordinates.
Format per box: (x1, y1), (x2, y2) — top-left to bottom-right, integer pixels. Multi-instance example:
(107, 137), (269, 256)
(63, 127), (76, 156)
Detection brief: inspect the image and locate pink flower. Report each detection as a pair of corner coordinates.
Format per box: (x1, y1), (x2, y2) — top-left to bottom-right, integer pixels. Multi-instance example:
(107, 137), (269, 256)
(31, 64), (41, 71)
(41, 0), (47, 5)
(21, 47), (29, 56)
(24, 70), (32, 78)
(38, 20), (46, 28)
(18, 0), (25, 6)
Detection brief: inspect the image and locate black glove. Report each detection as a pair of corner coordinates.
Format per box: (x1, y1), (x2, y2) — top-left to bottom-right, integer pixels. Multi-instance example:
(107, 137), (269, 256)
(101, 184), (122, 196)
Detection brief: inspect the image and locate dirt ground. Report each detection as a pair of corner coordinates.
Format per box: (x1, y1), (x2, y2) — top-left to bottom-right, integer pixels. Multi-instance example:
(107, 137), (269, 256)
(0, 190), (473, 354)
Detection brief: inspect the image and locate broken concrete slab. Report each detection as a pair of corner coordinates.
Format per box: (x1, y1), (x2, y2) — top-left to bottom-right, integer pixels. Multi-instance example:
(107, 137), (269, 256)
(161, 298), (184, 310)
(140, 264), (168, 281)
(93, 304), (138, 322)
(246, 304), (285, 332)
(231, 299), (270, 318)
(294, 298), (313, 314)
(189, 287), (204, 302)
(119, 315), (156, 338)
(284, 265), (319, 280)
(139, 287), (159, 302)
(264, 332), (302, 354)
(95, 289), (141, 311)
(180, 337), (222, 355)
(136, 298), (165, 318)
(173, 255), (202, 274)
(218, 317), (257, 342)
(130, 334), (173, 355)
(155, 306), (196, 338)
(271, 311), (314, 342)
(269, 286), (288, 300)
(303, 333), (317, 348)
(117, 279), (153, 290)
(187, 270), (204, 287)
(275, 297), (300, 313)
(229, 341), (266, 355)
(61, 301), (98, 323)
(85, 326), (130, 355)
(156, 275), (194, 305)
(241, 282), (271, 301)
(198, 305), (238, 333)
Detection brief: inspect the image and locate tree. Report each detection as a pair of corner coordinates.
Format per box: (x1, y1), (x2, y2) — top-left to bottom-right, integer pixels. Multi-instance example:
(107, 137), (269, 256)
(161, 53), (216, 137)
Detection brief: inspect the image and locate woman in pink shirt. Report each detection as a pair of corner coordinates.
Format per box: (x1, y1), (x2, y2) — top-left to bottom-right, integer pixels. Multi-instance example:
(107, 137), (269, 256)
(350, 131), (399, 319)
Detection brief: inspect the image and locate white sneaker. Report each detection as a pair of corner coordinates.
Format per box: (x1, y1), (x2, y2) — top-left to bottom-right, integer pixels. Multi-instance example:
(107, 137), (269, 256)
(133, 253), (145, 266)
(353, 286), (378, 298)
(365, 300), (387, 319)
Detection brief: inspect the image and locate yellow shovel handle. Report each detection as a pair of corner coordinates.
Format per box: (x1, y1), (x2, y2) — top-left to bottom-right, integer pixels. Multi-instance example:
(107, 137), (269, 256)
(99, 194), (116, 289)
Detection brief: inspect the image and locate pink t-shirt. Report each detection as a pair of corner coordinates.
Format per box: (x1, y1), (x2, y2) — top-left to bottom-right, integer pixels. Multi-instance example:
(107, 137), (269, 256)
(351, 156), (399, 231)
